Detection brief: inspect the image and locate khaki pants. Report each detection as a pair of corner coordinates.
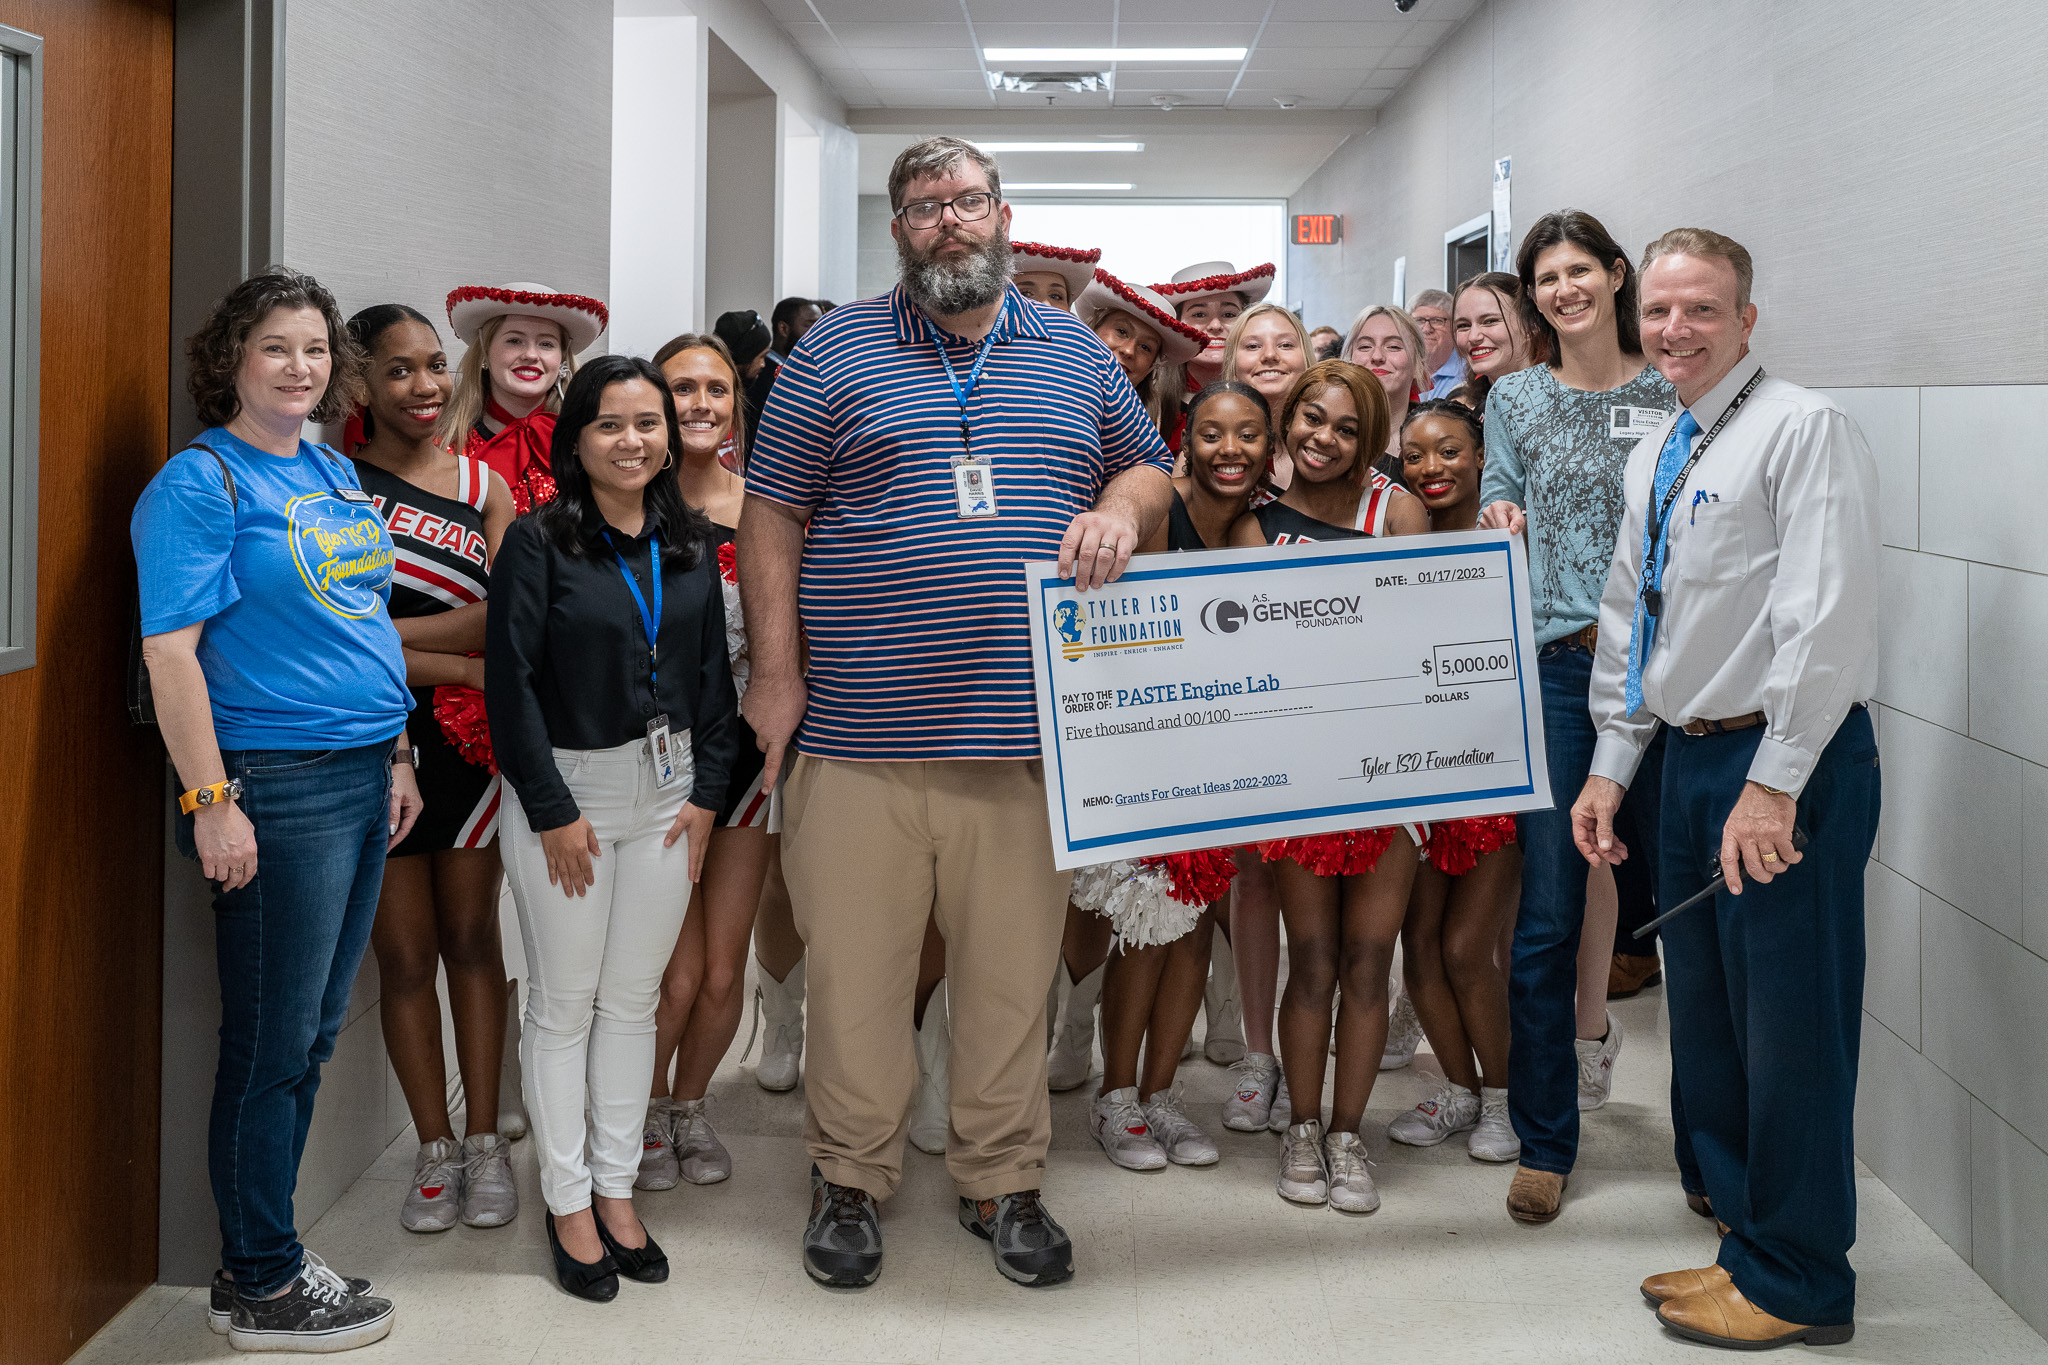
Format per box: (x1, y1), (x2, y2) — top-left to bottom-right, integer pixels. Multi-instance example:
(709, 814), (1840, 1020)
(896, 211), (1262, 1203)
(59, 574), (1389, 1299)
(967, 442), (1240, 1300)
(781, 755), (1070, 1200)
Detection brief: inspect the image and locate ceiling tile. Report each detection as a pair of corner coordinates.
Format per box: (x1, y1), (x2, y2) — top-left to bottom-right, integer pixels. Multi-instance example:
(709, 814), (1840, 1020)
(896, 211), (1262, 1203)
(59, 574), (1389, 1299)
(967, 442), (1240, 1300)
(965, 0), (1116, 19)
(1242, 47), (1392, 71)
(972, 22), (1120, 46)
(812, 0), (960, 21)
(1257, 20), (1417, 49)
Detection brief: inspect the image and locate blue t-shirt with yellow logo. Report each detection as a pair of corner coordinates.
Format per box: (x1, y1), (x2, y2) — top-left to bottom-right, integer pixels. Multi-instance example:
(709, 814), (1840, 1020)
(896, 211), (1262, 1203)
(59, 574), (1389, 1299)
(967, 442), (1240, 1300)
(132, 428), (412, 749)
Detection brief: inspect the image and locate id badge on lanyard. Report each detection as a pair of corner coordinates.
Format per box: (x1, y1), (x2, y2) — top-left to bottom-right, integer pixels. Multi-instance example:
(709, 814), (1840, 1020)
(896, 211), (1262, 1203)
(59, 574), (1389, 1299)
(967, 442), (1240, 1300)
(935, 326), (1001, 520)
(609, 532), (682, 789)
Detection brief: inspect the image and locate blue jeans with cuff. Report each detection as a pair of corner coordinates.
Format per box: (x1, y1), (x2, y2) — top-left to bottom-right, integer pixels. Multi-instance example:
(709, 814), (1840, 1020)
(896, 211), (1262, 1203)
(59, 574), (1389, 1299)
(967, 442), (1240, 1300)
(1507, 642), (1665, 1176)
(177, 742), (393, 1298)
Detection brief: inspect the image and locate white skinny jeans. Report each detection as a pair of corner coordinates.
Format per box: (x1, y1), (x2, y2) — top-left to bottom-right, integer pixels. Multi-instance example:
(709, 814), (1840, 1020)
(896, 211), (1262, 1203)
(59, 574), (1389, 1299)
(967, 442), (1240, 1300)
(502, 738), (693, 1214)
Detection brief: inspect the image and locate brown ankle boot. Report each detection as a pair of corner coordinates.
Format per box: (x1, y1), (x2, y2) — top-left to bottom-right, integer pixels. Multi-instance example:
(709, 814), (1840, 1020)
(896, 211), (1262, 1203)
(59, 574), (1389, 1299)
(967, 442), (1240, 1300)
(1506, 1165), (1566, 1224)
(1641, 1262), (1730, 1306)
(1607, 952), (1663, 997)
(1658, 1277), (1854, 1348)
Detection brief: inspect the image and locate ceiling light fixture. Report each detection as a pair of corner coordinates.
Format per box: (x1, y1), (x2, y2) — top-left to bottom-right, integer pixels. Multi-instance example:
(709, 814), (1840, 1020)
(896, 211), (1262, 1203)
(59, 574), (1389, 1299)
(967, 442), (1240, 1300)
(990, 70), (1109, 94)
(984, 47), (1246, 64)
(976, 141), (1144, 153)
(1004, 182), (1135, 191)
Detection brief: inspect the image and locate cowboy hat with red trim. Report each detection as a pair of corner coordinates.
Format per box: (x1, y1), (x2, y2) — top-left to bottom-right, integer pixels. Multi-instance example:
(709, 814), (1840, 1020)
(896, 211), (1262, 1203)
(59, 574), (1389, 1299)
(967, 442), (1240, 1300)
(1075, 269), (1210, 366)
(446, 282), (609, 354)
(1009, 241), (1101, 303)
(1150, 260), (1276, 310)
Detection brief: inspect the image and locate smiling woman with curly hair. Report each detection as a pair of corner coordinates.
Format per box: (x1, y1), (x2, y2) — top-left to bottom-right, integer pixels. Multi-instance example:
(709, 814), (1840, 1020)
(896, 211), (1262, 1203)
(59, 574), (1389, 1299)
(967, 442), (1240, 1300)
(132, 265), (414, 1352)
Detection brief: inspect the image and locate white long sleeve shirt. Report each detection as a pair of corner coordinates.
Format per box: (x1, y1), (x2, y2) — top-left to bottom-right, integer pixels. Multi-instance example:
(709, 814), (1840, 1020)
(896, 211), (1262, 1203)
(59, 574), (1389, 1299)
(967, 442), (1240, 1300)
(1587, 353), (1879, 797)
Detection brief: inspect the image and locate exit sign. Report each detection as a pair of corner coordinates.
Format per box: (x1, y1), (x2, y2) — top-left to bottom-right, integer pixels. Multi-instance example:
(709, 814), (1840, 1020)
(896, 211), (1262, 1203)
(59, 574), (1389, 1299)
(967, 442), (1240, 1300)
(1293, 213), (1341, 245)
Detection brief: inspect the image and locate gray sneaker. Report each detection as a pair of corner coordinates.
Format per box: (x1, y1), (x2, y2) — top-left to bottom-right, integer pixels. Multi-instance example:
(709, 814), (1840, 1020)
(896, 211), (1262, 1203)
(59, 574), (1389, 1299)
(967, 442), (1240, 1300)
(1277, 1118), (1329, 1205)
(210, 1254), (369, 1335)
(957, 1190), (1074, 1287)
(672, 1096), (732, 1184)
(400, 1137), (462, 1233)
(636, 1098), (680, 1191)
(1386, 1081), (1480, 1147)
(459, 1133), (518, 1227)
(227, 1255), (394, 1353)
(802, 1165), (883, 1288)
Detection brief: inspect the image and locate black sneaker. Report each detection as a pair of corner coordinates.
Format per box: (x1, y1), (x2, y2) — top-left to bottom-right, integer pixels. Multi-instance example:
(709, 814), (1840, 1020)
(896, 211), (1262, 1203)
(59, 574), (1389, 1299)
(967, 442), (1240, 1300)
(209, 1253), (373, 1335)
(958, 1190), (1074, 1287)
(227, 1255), (394, 1353)
(802, 1164), (883, 1288)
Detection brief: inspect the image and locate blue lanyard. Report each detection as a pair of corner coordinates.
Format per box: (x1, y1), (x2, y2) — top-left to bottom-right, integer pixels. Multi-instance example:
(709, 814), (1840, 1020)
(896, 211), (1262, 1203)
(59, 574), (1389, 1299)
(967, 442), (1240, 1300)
(932, 318), (1001, 453)
(607, 533), (663, 690)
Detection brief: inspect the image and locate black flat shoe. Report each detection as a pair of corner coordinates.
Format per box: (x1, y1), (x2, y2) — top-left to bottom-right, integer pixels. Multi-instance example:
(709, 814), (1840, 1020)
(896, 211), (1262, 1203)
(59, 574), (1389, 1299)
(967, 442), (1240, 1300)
(595, 1209), (669, 1283)
(546, 1212), (620, 1302)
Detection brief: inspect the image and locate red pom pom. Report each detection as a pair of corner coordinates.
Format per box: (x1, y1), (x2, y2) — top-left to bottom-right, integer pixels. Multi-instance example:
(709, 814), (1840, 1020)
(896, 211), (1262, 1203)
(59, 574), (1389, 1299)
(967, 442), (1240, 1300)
(433, 684), (495, 773)
(1259, 826), (1398, 878)
(1140, 846), (1239, 906)
(718, 540), (738, 585)
(1425, 815), (1518, 877)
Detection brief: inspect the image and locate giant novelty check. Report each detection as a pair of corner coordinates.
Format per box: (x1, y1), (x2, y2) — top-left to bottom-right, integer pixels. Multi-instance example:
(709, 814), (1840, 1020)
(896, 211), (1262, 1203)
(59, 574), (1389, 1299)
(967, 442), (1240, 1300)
(1025, 530), (1552, 869)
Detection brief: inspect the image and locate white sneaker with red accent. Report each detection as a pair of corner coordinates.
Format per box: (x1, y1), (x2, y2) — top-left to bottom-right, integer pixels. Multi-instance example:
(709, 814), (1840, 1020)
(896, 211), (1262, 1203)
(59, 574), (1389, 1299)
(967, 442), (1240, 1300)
(400, 1137), (462, 1233)
(1090, 1086), (1168, 1171)
(1386, 1081), (1479, 1147)
(1221, 1052), (1279, 1132)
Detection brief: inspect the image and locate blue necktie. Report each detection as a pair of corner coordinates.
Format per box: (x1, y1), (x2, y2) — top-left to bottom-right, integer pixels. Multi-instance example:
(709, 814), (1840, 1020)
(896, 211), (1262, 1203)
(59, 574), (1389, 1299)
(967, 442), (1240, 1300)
(1626, 410), (1701, 715)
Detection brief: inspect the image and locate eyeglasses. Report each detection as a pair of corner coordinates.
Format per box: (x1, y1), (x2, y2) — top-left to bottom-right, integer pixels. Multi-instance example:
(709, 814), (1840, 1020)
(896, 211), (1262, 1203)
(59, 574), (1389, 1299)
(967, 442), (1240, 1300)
(1413, 315), (1451, 330)
(895, 192), (999, 230)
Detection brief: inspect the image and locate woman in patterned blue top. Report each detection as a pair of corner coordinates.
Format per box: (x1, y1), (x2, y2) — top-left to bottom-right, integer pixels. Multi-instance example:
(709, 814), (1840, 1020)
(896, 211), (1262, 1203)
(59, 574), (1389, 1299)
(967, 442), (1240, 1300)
(1475, 210), (1678, 1226)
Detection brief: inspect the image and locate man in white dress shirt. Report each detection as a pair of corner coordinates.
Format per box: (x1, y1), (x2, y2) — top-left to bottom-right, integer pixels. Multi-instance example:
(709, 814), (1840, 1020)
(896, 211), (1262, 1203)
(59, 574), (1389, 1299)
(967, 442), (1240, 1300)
(1571, 228), (1879, 1351)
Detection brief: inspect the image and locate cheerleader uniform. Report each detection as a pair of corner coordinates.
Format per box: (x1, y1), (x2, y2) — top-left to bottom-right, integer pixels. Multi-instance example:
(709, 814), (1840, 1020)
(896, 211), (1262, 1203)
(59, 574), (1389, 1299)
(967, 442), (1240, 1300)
(358, 455), (501, 853)
(1248, 475), (1424, 874)
(468, 400), (557, 514)
(709, 523), (772, 829)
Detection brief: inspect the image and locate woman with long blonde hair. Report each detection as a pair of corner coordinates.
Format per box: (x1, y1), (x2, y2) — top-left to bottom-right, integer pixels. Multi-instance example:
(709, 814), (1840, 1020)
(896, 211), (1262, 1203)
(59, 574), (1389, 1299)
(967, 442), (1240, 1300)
(1344, 304), (1429, 480)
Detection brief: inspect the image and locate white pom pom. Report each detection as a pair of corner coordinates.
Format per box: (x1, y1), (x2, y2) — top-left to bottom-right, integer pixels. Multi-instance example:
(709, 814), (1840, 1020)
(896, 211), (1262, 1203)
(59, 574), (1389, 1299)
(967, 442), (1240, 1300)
(1069, 860), (1202, 950)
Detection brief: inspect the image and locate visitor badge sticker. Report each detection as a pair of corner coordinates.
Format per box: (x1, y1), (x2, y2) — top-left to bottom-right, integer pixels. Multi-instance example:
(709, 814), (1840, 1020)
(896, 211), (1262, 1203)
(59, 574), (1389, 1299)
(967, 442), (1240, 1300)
(1610, 405), (1673, 440)
(1024, 531), (1553, 869)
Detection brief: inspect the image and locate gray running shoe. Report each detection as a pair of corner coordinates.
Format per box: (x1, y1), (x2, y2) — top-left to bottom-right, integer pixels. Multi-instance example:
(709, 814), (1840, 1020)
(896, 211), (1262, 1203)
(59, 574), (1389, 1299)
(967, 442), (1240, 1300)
(636, 1098), (680, 1191)
(210, 1254), (369, 1335)
(1386, 1081), (1480, 1147)
(672, 1096), (732, 1185)
(459, 1133), (518, 1227)
(227, 1255), (394, 1353)
(957, 1190), (1074, 1287)
(1143, 1088), (1220, 1166)
(1277, 1118), (1329, 1205)
(1222, 1052), (1280, 1132)
(400, 1137), (462, 1233)
(1267, 1073), (1294, 1133)
(1382, 980), (1423, 1070)
(1325, 1130), (1380, 1213)
(802, 1165), (883, 1288)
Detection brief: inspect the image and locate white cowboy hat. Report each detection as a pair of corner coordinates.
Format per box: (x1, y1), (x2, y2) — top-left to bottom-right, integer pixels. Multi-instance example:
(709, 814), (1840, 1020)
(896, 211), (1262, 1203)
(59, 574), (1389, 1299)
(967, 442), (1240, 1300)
(1074, 270), (1211, 366)
(1150, 260), (1276, 310)
(1009, 241), (1102, 302)
(445, 282), (609, 354)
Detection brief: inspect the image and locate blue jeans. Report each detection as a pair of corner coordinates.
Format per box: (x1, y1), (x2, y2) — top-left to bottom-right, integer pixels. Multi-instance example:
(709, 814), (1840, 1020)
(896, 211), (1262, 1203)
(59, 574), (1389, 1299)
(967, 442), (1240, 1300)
(1507, 643), (1665, 1175)
(1661, 706), (1878, 1326)
(177, 743), (393, 1297)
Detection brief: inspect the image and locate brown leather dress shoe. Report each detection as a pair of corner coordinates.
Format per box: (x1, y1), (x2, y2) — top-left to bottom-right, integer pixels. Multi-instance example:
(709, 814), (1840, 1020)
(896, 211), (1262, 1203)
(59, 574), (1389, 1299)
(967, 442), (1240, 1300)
(1640, 1262), (1731, 1306)
(1505, 1166), (1566, 1224)
(1608, 952), (1663, 997)
(1657, 1277), (1854, 1349)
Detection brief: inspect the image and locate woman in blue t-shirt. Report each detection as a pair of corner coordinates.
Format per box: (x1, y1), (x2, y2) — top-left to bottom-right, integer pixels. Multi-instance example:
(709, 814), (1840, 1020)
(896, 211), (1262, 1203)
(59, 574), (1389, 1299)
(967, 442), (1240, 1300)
(131, 269), (418, 1354)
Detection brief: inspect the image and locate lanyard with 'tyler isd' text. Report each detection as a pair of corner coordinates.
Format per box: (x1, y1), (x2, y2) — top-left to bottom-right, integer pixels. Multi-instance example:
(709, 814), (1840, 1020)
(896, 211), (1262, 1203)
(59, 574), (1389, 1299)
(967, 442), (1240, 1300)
(1641, 366), (1765, 618)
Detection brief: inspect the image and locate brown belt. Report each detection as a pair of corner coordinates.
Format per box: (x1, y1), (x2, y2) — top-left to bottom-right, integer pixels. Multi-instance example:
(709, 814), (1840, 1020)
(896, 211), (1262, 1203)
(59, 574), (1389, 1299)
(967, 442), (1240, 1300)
(1681, 711), (1767, 736)
(1563, 624), (1599, 654)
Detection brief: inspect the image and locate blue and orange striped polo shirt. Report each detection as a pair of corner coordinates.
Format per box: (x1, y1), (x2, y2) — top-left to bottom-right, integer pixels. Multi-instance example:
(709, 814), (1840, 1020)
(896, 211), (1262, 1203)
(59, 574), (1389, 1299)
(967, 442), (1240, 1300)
(747, 282), (1173, 760)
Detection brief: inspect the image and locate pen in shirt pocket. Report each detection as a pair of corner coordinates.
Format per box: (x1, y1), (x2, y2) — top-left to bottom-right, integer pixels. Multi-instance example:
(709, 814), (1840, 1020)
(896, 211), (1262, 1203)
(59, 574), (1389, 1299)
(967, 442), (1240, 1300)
(1689, 489), (1719, 525)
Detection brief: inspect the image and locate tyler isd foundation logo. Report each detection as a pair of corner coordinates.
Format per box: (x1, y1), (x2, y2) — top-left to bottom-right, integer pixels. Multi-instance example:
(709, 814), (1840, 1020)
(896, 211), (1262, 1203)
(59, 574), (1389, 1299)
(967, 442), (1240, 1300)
(1054, 601), (1085, 654)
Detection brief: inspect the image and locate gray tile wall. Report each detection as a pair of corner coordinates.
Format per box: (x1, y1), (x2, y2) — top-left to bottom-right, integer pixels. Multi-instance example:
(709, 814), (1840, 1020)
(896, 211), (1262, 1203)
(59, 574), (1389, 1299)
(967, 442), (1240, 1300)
(1826, 384), (2048, 1335)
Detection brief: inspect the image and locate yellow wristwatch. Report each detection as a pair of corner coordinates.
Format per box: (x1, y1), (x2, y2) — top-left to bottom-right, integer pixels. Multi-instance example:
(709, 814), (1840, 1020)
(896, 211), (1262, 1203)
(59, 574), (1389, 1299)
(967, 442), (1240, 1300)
(180, 778), (245, 814)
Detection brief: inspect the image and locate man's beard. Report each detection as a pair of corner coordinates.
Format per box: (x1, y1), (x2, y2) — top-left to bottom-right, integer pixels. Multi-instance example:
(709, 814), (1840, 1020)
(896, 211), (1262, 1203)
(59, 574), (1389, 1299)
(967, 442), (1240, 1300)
(898, 222), (1011, 318)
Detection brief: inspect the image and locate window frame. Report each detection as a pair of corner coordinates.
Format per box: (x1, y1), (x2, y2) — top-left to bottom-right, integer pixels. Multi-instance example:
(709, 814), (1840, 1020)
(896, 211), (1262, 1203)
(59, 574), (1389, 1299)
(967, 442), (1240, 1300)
(0, 22), (40, 678)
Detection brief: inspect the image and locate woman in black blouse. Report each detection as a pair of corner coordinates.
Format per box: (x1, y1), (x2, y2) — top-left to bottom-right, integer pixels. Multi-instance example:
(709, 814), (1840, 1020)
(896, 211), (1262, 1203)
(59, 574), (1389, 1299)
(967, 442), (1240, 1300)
(486, 355), (738, 1302)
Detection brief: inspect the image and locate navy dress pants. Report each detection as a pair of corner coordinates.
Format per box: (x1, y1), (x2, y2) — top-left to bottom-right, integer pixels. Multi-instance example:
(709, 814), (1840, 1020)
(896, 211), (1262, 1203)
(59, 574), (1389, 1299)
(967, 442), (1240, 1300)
(1659, 706), (1879, 1327)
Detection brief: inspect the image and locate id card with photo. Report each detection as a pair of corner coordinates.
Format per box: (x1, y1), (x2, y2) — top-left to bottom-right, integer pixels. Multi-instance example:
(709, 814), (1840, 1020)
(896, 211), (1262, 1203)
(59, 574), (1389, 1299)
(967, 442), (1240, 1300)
(1610, 405), (1673, 440)
(646, 714), (680, 788)
(953, 458), (998, 519)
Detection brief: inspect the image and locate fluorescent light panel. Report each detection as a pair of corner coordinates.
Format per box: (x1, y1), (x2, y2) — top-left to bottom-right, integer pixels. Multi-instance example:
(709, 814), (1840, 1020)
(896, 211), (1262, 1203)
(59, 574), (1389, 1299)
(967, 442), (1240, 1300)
(983, 47), (1246, 63)
(977, 141), (1144, 153)
(1006, 182), (1135, 191)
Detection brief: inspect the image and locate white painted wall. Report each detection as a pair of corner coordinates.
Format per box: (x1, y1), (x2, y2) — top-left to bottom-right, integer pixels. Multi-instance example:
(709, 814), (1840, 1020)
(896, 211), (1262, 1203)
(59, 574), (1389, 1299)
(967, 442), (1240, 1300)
(1280, 0), (2048, 1333)
(779, 106), (821, 300)
(612, 14), (705, 353)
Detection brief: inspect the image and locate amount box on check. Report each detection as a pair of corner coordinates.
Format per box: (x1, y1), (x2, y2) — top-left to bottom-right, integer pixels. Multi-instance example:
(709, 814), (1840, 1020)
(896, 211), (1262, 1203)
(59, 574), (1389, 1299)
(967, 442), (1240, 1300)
(1431, 639), (1517, 685)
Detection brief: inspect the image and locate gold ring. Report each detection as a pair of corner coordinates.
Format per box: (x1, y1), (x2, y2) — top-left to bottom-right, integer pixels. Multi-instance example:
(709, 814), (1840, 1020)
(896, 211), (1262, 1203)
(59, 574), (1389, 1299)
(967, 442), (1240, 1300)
(1761, 852), (1779, 862)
